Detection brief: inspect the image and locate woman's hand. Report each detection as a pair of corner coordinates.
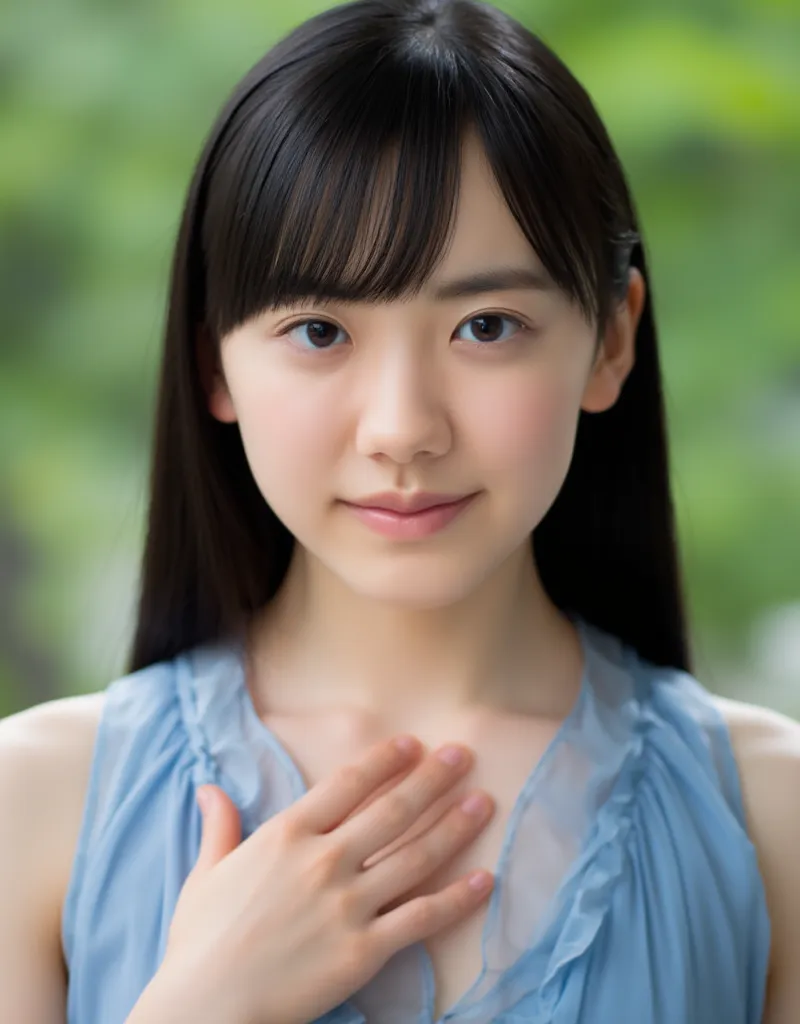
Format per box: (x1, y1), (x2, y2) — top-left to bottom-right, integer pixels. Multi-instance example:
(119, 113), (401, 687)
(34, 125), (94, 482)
(147, 735), (496, 1024)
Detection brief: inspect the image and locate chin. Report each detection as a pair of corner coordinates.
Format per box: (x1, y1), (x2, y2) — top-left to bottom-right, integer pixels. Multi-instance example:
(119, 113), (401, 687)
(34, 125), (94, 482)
(327, 551), (502, 610)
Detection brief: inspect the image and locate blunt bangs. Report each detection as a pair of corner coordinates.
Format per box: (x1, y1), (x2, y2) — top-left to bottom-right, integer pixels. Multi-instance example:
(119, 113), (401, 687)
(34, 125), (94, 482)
(199, 0), (639, 343)
(201, 33), (466, 340)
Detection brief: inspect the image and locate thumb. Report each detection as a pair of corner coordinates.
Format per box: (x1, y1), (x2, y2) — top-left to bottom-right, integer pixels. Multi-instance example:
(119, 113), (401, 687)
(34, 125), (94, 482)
(193, 784), (242, 872)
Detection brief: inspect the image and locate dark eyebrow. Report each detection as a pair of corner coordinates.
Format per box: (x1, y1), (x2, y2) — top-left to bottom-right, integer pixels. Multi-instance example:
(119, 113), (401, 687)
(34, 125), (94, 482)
(430, 266), (557, 301)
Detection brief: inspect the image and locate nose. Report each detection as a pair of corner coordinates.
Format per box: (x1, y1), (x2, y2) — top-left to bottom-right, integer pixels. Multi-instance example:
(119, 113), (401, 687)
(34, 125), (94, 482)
(354, 343), (452, 464)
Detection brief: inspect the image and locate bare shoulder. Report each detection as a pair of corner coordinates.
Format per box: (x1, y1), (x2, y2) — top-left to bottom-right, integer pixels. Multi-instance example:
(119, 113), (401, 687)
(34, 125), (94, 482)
(713, 694), (800, 1022)
(0, 691), (106, 1022)
(713, 692), (800, 857)
(0, 690), (107, 798)
(714, 692), (800, 748)
(0, 691), (107, 935)
(713, 694), (800, 835)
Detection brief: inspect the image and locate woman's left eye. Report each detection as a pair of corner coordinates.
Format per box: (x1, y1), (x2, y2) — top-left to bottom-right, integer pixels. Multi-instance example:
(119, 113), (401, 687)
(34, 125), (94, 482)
(455, 314), (526, 345)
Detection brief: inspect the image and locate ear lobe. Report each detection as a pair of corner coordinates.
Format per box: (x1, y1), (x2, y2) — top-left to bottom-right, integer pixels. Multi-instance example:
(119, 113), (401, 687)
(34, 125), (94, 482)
(581, 361), (627, 414)
(581, 334), (635, 413)
(208, 384), (238, 424)
(196, 325), (238, 423)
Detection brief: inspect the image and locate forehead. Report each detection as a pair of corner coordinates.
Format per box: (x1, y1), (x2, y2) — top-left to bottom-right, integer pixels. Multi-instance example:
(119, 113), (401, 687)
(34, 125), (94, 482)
(439, 135), (540, 268)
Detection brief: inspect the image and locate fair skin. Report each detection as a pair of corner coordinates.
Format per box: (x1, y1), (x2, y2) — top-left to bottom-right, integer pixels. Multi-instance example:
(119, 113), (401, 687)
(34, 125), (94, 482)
(0, 135), (799, 1022)
(208, 137), (629, 728)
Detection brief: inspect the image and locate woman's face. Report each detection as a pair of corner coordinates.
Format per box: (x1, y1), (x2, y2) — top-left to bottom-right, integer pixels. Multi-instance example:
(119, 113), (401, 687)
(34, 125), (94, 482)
(207, 136), (643, 608)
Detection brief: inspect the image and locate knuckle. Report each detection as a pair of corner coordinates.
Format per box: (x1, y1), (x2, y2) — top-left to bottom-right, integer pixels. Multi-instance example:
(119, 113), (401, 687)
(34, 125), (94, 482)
(307, 841), (346, 885)
(330, 885), (360, 924)
(267, 811), (302, 849)
(260, 806), (301, 847)
(382, 791), (412, 829)
(429, 810), (467, 854)
(405, 898), (438, 932)
(337, 763), (367, 791)
(401, 844), (433, 877)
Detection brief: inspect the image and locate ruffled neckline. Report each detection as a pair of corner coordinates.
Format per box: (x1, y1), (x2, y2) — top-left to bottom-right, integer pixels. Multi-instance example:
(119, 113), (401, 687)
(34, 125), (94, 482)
(176, 616), (646, 1023)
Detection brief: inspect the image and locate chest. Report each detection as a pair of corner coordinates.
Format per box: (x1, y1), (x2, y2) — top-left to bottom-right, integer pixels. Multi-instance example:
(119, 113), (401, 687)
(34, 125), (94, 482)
(263, 709), (565, 1021)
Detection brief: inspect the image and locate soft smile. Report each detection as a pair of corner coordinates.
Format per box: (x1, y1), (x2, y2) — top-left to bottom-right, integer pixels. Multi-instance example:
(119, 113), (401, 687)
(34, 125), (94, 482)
(340, 493), (480, 540)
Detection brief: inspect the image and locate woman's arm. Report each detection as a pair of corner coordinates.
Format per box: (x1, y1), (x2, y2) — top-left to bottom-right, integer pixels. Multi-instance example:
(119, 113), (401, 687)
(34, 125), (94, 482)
(0, 694), (103, 1024)
(716, 695), (800, 1023)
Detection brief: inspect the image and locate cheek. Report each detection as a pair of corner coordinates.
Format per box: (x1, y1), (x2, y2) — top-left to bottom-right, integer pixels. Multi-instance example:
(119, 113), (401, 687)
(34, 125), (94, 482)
(225, 364), (339, 516)
(468, 371), (581, 484)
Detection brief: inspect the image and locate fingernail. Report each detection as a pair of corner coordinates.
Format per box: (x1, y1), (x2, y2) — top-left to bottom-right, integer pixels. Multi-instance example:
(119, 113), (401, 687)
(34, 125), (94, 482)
(436, 745), (465, 766)
(461, 792), (489, 815)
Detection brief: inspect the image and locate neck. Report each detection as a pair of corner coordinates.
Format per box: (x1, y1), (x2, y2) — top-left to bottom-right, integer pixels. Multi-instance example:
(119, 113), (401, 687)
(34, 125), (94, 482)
(246, 541), (584, 726)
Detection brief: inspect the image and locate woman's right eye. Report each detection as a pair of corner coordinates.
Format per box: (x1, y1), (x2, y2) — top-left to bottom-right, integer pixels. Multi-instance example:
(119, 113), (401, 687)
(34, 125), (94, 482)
(281, 319), (348, 351)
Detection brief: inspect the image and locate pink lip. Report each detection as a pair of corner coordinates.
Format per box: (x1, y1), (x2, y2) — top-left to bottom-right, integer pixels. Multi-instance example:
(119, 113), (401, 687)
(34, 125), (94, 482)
(347, 491), (474, 514)
(342, 493), (479, 540)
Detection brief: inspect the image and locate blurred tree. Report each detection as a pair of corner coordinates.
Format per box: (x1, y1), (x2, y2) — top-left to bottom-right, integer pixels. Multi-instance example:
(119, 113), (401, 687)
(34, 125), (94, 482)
(1, 0), (798, 713)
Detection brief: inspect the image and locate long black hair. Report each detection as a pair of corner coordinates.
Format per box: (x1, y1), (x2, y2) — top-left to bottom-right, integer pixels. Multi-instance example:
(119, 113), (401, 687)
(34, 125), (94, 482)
(127, 0), (691, 675)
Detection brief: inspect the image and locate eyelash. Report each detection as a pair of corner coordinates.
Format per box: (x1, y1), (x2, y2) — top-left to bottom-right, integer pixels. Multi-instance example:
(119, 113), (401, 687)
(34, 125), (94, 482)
(275, 313), (534, 354)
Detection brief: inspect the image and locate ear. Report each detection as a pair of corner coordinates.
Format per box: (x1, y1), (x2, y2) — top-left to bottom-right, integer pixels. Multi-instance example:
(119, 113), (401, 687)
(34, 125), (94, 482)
(196, 325), (237, 423)
(581, 267), (646, 414)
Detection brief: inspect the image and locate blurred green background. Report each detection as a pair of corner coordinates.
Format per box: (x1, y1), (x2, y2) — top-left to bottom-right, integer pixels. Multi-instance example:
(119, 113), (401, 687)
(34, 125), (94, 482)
(1, 0), (798, 719)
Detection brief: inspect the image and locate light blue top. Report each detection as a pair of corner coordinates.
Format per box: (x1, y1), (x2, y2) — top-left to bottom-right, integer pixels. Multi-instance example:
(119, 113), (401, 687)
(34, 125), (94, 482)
(62, 616), (771, 1023)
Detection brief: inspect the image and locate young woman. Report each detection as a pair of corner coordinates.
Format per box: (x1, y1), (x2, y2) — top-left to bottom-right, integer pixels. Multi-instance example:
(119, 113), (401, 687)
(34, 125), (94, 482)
(1, 0), (798, 1021)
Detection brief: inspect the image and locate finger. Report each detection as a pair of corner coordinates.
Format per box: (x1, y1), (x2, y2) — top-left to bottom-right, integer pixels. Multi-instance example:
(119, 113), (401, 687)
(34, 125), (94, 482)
(336, 744), (474, 867)
(358, 789), (494, 910)
(193, 784), (243, 873)
(368, 871), (495, 956)
(291, 735), (423, 835)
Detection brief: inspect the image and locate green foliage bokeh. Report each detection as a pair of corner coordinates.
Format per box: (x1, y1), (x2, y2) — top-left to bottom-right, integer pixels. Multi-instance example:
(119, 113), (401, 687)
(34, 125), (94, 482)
(1, 0), (798, 716)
